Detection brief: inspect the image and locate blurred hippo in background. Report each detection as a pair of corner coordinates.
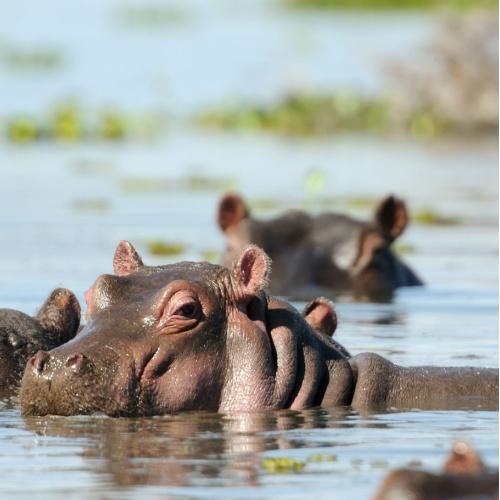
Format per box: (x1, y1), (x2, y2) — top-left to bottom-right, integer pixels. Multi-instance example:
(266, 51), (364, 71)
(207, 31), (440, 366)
(374, 441), (499, 500)
(20, 242), (497, 417)
(0, 288), (80, 393)
(217, 193), (423, 301)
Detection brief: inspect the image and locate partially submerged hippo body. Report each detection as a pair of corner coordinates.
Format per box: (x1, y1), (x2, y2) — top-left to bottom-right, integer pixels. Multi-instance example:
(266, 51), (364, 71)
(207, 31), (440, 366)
(20, 242), (497, 417)
(374, 441), (499, 500)
(0, 288), (80, 392)
(218, 193), (422, 301)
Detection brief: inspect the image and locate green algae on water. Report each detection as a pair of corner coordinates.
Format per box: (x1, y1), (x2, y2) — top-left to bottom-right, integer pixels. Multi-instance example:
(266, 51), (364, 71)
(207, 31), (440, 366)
(147, 241), (187, 256)
(261, 457), (306, 474)
(413, 208), (462, 226)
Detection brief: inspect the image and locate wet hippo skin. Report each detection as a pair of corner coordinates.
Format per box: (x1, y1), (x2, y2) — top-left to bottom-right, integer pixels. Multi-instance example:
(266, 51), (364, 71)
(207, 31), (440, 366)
(218, 193), (423, 301)
(0, 288), (80, 392)
(20, 242), (497, 417)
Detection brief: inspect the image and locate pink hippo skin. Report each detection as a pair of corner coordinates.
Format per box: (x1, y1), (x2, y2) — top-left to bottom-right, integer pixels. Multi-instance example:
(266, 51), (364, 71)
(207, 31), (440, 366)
(20, 242), (497, 417)
(218, 193), (423, 302)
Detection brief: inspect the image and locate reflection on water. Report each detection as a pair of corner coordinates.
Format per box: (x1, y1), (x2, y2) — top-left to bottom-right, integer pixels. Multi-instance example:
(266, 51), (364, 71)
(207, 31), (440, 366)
(0, 406), (494, 499)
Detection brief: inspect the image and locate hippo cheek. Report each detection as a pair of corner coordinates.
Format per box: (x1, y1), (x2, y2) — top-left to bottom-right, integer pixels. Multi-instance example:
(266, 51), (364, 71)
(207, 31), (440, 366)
(20, 345), (138, 417)
(140, 348), (224, 413)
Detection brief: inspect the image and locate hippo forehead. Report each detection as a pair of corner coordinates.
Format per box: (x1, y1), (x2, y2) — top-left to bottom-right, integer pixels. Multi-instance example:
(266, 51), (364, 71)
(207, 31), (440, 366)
(93, 261), (233, 308)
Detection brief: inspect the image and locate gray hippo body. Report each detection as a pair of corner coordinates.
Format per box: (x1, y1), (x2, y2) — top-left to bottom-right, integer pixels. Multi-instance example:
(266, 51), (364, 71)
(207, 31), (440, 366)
(218, 193), (422, 301)
(0, 288), (80, 392)
(20, 242), (496, 417)
(374, 441), (499, 500)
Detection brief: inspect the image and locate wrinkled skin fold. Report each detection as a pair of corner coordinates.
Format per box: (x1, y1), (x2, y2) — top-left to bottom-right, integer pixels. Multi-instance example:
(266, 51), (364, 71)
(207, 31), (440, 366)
(20, 242), (498, 417)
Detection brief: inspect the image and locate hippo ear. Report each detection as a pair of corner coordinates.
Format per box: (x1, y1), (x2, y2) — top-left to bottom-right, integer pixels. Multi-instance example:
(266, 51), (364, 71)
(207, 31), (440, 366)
(375, 195), (408, 243)
(303, 297), (337, 337)
(218, 194), (249, 232)
(232, 245), (271, 300)
(36, 288), (81, 344)
(443, 442), (485, 474)
(113, 240), (144, 276)
(352, 231), (385, 275)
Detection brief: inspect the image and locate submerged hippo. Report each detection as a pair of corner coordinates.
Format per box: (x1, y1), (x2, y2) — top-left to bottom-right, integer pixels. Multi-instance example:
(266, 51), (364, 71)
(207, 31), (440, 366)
(20, 242), (497, 417)
(218, 193), (422, 301)
(374, 441), (499, 500)
(0, 288), (80, 392)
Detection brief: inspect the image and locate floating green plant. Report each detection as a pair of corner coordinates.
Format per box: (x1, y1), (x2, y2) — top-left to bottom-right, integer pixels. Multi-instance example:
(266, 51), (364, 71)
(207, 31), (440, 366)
(119, 175), (237, 194)
(0, 44), (64, 71)
(196, 92), (393, 137)
(4, 104), (165, 144)
(393, 243), (415, 255)
(147, 240), (187, 256)
(413, 208), (462, 226)
(115, 4), (189, 28)
(53, 104), (82, 141)
(71, 198), (110, 212)
(261, 457), (306, 474)
(6, 118), (39, 143)
(200, 250), (220, 263)
(307, 453), (337, 463)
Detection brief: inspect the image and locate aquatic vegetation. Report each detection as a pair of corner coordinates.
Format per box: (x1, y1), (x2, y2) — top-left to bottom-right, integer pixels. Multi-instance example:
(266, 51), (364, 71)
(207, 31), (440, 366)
(147, 240), (186, 256)
(196, 11), (498, 139)
(70, 199), (110, 213)
(413, 208), (461, 225)
(0, 43), (64, 71)
(307, 453), (337, 462)
(115, 4), (189, 28)
(284, 0), (497, 10)
(6, 118), (39, 143)
(199, 250), (220, 263)
(248, 198), (295, 212)
(393, 242), (416, 255)
(196, 91), (393, 137)
(5, 104), (165, 144)
(119, 174), (237, 194)
(261, 457), (306, 474)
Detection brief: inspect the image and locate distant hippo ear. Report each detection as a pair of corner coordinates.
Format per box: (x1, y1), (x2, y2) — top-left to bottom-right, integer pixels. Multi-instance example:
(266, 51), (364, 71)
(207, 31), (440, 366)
(232, 245), (271, 300)
(303, 297), (337, 337)
(218, 193), (249, 232)
(375, 195), (408, 242)
(443, 442), (485, 474)
(36, 288), (81, 344)
(113, 240), (144, 276)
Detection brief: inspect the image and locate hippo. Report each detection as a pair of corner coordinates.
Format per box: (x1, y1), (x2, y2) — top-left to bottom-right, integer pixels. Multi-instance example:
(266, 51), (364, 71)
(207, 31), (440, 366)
(217, 193), (423, 301)
(20, 242), (497, 417)
(0, 288), (80, 393)
(374, 441), (499, 500)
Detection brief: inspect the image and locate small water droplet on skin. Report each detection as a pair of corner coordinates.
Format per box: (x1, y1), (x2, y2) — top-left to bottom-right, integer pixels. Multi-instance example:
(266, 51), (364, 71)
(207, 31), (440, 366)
(142, 315), (155, 327)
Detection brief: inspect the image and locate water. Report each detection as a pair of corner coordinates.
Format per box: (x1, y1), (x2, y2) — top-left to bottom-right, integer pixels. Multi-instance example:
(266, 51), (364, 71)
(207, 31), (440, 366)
(0, 1), (498, 498)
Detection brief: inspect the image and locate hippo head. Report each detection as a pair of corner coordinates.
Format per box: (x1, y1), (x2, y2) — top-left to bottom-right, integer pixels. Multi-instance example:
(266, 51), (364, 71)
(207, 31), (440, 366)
(218, 193), (421, 301)
(20, 241), (343, 417)
(0, 288), (80, 386)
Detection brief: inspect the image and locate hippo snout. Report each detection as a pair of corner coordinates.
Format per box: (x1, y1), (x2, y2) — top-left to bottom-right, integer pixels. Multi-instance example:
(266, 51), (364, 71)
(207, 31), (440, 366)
(27, 350), (93, 378)
(20, 343), (134, 417)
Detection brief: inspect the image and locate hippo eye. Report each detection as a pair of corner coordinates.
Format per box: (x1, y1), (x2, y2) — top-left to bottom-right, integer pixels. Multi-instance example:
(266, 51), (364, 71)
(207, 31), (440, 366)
(175, 302), (197, 318)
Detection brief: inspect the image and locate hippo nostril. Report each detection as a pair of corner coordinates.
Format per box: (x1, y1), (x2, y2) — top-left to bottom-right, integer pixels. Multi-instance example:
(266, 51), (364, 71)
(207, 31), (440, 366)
(65, 353), (88, 374)
(30, 351), (50, 374)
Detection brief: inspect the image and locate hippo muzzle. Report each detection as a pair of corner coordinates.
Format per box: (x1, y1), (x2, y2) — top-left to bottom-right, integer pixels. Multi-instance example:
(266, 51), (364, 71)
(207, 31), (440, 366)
(20, 335), (138, 417)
